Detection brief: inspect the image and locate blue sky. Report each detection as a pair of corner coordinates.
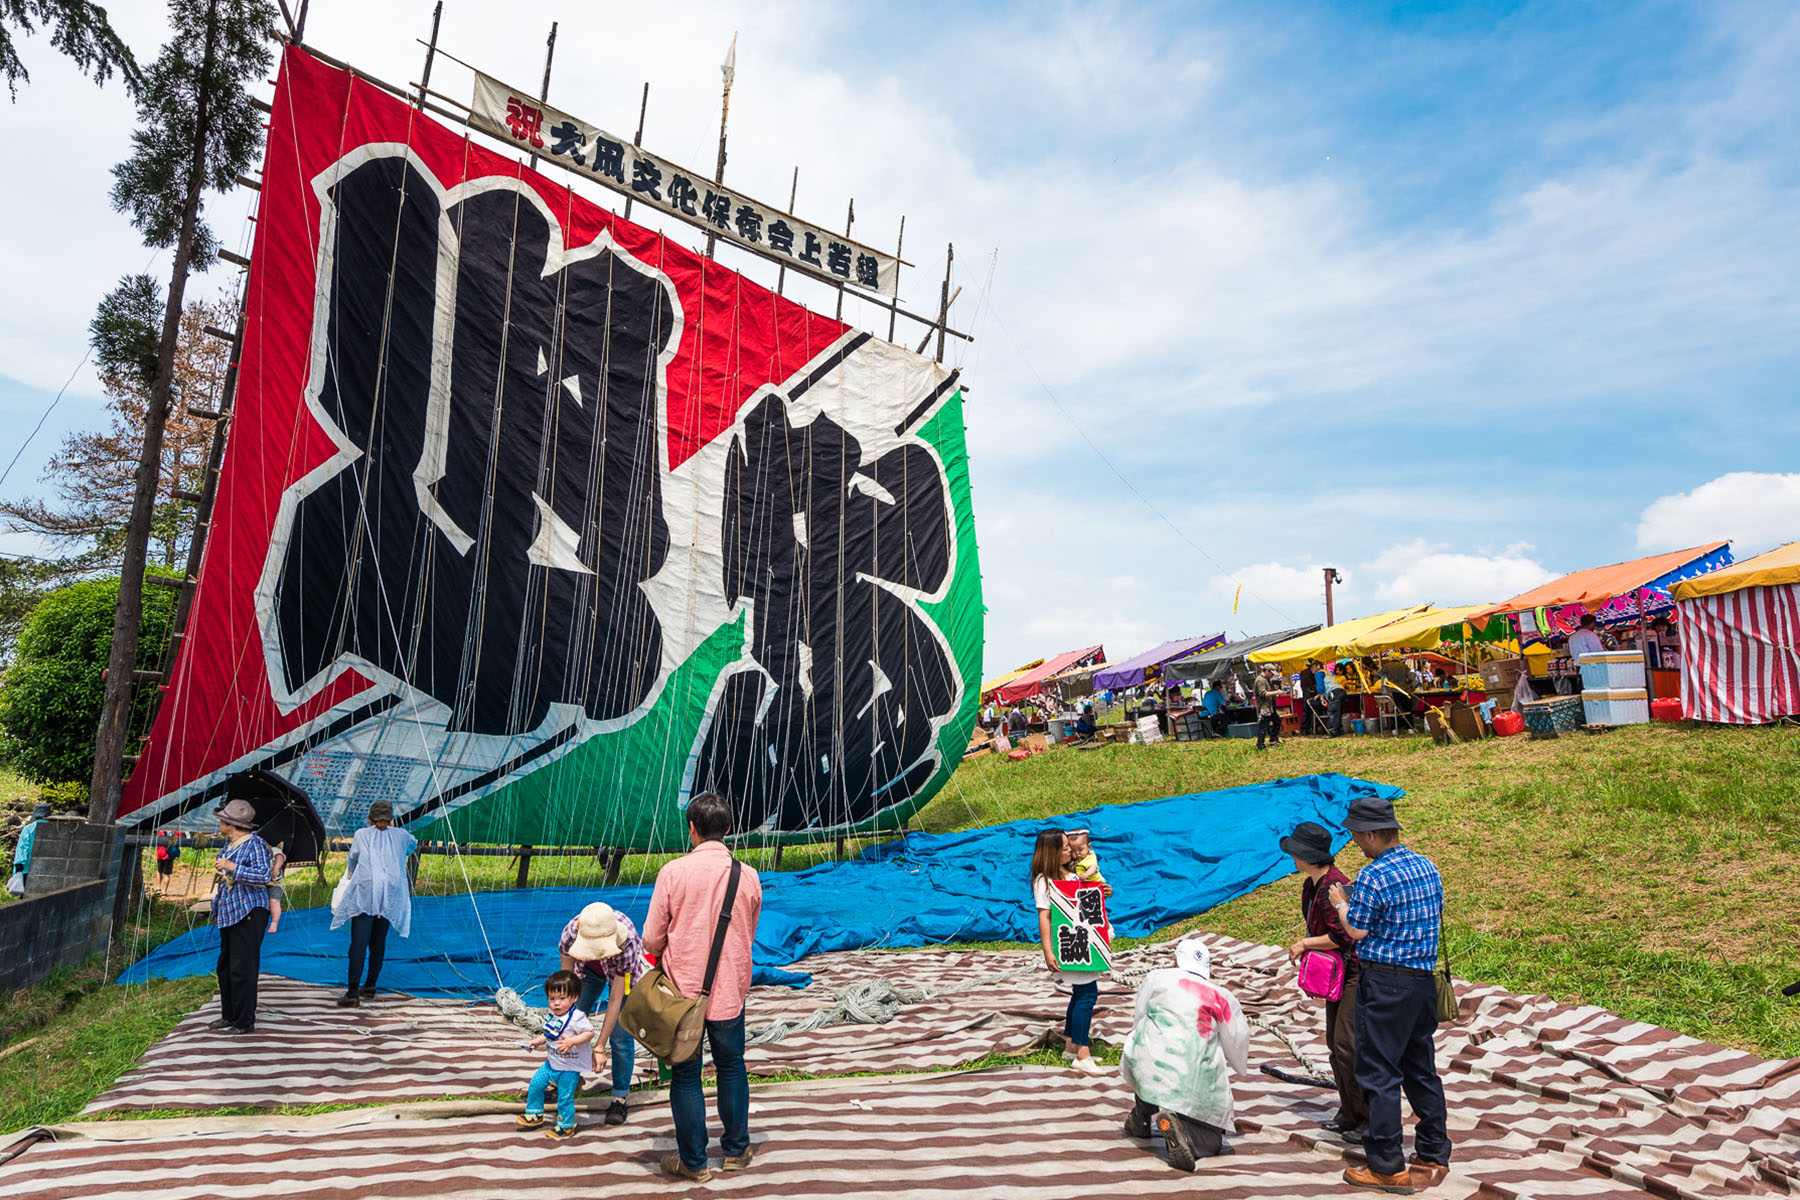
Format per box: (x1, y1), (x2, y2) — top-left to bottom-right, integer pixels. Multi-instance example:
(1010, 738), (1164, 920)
(1, 0), (1796, 676)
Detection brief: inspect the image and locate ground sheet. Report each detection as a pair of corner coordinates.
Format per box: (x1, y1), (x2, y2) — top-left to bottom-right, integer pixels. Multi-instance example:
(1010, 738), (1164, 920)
(6, 935), (1795, 1199)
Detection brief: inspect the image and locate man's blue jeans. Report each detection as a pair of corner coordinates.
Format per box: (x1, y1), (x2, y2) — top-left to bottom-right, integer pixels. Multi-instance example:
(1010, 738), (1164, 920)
(576, 973), (638, 1099)
(527, 1061), (579, 1130)
(1065, 979), (1099, 1047)
(668, 1012), (749, 1170)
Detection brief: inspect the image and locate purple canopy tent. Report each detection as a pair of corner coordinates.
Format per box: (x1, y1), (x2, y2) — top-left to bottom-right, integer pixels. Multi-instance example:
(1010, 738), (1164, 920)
(1093, 634), (1226, 691)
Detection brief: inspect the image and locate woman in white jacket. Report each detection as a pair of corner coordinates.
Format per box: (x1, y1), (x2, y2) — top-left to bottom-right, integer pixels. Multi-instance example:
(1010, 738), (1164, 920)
(329, 800), (418, 1006)
(1120, 937), (1249, 1170)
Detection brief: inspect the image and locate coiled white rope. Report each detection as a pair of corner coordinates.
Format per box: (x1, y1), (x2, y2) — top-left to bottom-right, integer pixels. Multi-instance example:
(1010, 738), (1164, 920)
(746, 962), (1040, 1046)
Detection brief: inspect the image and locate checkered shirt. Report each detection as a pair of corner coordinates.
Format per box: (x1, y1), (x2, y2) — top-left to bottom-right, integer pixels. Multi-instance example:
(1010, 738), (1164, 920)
(559, 912), (647, 983)
(213, 835), (274, 928)
(1344, 844), (1442, 971)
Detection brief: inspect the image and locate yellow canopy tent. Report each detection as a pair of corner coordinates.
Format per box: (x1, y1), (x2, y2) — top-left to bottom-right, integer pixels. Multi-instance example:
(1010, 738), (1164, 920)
(1342, 604), (1495, 655)
(1247, 606), (1431, 667)
(1668, 542), (1800, 601)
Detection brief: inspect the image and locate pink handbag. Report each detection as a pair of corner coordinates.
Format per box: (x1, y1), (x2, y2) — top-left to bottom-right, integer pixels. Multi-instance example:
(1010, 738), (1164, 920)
(1297, 949), (1346, 1001)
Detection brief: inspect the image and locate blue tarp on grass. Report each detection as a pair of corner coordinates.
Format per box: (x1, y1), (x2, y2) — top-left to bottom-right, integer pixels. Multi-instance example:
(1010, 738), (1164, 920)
(120, 773), (1397, 1001)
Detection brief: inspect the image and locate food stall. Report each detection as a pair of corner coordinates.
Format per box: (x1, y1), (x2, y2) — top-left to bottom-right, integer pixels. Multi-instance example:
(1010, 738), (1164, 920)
(1474, 542), (1733, 704)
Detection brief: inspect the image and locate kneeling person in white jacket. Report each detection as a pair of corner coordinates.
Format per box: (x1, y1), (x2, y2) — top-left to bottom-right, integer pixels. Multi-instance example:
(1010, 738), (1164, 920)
(1120, 937), (1249, 1170)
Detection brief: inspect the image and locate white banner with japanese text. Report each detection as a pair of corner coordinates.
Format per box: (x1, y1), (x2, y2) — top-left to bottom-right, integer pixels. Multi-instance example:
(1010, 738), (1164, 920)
(469, 71), (900, 299)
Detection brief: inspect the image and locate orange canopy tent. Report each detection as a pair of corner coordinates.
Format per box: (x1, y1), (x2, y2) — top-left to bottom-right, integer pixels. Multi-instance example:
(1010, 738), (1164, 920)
(1478, 542), (1730, 618)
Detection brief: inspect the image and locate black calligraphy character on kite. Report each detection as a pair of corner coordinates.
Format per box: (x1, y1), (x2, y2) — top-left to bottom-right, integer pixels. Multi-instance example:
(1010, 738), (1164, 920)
(271, 155), (671, 736)
(692, 383), (960, 833)
(1058, 924), (1090, 965)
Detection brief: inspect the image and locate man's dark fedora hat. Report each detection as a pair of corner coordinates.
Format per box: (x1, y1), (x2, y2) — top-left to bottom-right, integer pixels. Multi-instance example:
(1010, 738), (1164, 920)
(1343, 795), (1402, 832)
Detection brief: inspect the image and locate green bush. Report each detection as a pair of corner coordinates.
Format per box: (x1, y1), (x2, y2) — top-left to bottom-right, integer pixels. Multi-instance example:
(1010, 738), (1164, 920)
(0, 573), (176, 785)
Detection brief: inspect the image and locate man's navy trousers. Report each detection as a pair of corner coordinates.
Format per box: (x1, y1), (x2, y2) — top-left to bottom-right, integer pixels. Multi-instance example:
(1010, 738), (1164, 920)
(1353, 962), (1453, 1175)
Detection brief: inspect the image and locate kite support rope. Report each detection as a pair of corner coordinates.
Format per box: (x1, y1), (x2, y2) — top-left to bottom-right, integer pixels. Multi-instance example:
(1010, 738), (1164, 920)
(745, 961), (1041, 1047)
(495, 986), (546, 1035)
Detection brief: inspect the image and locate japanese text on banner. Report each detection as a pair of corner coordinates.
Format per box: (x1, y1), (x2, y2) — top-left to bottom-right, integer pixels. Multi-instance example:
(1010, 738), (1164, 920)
(469, 71), (899, 299)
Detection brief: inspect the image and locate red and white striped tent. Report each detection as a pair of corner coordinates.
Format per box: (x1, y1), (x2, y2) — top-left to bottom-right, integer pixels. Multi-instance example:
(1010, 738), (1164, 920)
(1671, 542), (1800, 723)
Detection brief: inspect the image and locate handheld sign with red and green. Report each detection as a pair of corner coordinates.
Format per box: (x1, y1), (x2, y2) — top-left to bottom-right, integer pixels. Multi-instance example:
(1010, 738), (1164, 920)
(1048, 880), (1113, 971)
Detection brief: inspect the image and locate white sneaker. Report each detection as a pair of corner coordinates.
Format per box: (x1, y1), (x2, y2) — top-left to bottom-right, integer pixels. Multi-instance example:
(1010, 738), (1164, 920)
(1071, 1055), (1108, 1076)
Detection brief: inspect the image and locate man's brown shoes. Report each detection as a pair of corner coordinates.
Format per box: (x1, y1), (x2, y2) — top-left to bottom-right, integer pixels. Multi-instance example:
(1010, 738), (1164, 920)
(1343, 1165), (1415, 1194)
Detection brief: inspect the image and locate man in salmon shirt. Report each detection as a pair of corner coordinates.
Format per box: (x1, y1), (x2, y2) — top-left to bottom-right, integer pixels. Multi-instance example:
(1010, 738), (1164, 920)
(643, 792), (764, 1183)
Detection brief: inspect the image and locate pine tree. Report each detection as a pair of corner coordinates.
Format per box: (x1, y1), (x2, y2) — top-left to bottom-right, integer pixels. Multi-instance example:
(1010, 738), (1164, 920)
(0, 0), (141, 99)
(87, 0), (273, 823)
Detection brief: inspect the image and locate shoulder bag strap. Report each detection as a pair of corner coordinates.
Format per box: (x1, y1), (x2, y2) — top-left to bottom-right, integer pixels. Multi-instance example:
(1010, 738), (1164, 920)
(698, 858), (742, 998)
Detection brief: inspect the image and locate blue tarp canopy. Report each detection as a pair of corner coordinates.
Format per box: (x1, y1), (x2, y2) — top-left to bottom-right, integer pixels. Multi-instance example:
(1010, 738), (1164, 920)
(121, 773), (1399, 1002)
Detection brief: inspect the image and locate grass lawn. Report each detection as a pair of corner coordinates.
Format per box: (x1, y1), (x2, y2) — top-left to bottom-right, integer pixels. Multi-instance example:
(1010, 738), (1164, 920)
(2, 721), (1794, 1136)
(939, 723), (1800, 1059)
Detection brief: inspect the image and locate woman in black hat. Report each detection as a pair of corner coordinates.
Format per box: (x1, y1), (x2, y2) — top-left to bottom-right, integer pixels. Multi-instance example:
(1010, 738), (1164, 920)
(1280, 821), (1366, 1142)
(210, 798), (277, 1034)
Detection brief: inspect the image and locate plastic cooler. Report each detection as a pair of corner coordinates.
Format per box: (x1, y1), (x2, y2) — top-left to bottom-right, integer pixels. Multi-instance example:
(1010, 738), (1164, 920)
(1650, 697), (1683, 722)
(1578, 651), (1645, 691)
(1583, 688), (1648, 726)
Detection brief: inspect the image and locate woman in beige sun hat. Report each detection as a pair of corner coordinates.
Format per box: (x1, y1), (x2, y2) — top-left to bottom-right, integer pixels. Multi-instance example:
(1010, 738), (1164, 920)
(557, 901), (648, 1125)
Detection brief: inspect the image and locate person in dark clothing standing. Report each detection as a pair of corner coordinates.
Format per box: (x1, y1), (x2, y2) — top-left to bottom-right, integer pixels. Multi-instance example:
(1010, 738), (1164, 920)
(1299, 660), (1321, 735)
(1282, 822), (1366, 1142)
(1252, 665), (1285, 749)
(1328, 797), (1451, 1194)
(209, 799), (276, 1035)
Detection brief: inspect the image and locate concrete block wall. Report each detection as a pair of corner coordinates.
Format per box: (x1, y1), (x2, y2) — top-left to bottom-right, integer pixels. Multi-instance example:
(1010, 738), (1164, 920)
(23, 818), (116, 897)
(2, 818), (132, 994)
(0, 879), (113, 992)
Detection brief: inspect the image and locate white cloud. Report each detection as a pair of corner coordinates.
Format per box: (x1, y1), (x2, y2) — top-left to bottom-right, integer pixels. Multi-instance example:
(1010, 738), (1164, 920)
(1210, 541), (1558, 633)
(1211, 560), (1334, 620)
(1635, 472), (1800, 554)
(1368, 540), (1556, 607)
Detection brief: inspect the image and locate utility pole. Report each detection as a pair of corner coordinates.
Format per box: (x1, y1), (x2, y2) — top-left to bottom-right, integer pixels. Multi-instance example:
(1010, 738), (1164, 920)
(1323, 567), (1343, 627)
(704, 33), (736, 259)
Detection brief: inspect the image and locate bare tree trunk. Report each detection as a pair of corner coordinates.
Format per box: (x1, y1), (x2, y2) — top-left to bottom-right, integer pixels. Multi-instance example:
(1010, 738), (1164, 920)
(88, 2), (223, 824)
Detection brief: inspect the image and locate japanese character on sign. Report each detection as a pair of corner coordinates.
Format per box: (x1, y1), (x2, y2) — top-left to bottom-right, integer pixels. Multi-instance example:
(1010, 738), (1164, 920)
(855, 253), (880, 288)
(504, 97), (545, 148)
(592, 137), (626, 185)
(734, 204), (763, 243)
(1057, 924), (1090, 965)
(767, 219), (794, 255)
(1077, 887), (1104, 925)
(701, 190), (732, 229)
(548, 120), (586, 166)
(799, 231), (823, 266)
(826, 240), (852, 278)
(668, 174), (699, 216)
(631, 156), (663, 200)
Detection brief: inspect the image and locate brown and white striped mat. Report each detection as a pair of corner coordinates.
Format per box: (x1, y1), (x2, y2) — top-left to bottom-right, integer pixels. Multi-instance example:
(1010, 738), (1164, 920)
(6, 1067), (1431, 1200)
(48, 935), (1800, 1199)
(84, 951), (1138, 1113)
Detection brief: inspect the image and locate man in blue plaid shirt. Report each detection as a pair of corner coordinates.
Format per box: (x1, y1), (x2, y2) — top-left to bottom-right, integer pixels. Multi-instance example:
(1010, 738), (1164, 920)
(1326, 795), (1451, 1194)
